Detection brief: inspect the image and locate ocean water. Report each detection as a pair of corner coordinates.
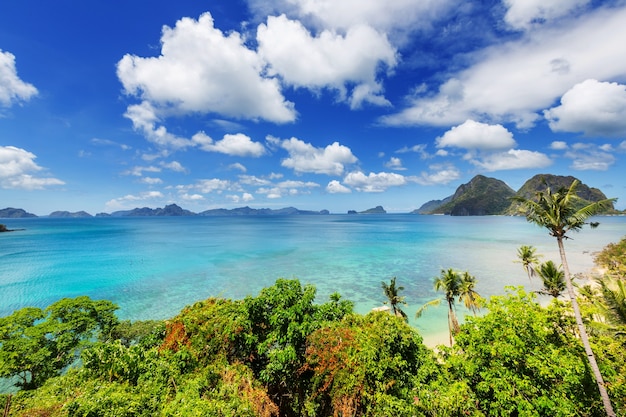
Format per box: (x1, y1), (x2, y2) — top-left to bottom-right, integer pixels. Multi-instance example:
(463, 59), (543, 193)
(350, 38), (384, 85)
(2, 215), (625, 342)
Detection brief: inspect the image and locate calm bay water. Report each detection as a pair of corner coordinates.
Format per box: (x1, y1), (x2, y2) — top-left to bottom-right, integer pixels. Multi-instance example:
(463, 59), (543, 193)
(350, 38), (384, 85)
(2, 214), (625, 341)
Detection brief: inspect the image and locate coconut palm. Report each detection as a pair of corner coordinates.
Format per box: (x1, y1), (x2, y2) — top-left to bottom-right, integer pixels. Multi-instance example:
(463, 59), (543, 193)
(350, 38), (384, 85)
(515, 245), (542, 281)
(434, 268), (462, 345)
(381, 276), (407, 321)
(459, 271), (483, 315)
(513, 179), (617, 416)
(535, 260), (566, 298)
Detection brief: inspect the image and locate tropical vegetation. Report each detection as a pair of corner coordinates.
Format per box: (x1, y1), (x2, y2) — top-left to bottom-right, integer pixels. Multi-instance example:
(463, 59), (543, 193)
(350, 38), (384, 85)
(2, 212), (626, 415)
(513, 179), (618, 416)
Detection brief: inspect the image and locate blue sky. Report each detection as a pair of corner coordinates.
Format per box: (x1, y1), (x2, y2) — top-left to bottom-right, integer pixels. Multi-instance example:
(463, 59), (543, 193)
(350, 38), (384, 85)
(1, 0), (626, 215)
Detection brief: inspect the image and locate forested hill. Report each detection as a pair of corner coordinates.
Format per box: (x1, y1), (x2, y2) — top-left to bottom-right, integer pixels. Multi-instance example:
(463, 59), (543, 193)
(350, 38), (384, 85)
(427, 175), (515, 216)
(419, 173), (615, 216)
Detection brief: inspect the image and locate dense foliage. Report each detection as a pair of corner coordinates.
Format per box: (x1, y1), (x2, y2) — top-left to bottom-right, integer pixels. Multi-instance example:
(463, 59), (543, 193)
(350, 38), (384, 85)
(2, 267), (626, 416)
(0, 296), (118, 390)
(594, 236), (626, 278)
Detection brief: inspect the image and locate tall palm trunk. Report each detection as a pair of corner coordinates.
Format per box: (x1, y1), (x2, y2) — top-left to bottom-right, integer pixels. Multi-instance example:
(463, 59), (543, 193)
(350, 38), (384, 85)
(447, 298), (460, 346)
(557, 236), (615, 417)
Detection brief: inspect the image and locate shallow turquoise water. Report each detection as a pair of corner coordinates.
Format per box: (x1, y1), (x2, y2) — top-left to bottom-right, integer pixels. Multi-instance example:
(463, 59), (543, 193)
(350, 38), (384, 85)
(2, 215), (625, 340)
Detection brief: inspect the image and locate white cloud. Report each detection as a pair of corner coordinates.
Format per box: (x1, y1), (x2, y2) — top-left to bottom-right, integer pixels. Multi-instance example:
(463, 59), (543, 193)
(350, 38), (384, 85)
(247, 0), (453, 39)
(503, 0), (591, 30)
(384, 157), (405, 170)
(550, 141), (568, 150)
(140, 177), (163, 185)
(193, 132), (266, 157)
(381, 6), (626, 129)
(117, 12), (296, 124)
(470, 149), (552, 171)
(124, 101), (193, 149)
(257, 14), (397, 108)
(436, 120), (516, 150)
(0, 50), (38, 107)
(343, 171), (406, 192)
(414, 163), (461, 185)
(239, 175), (272, 186)
(122, 165), (161, 177)
(0, 146), (64, 190)
(181, 193), (204, 201)
(544, 79), (626, 137)
(269, 136), (357, 175)
(228, 162), (247, 172)
(326, 180), (351, 193)
(257, 179), (320, 199)
(160, 161), (186, 172)
(105, 191), (165, 211)
(193, 178), (233, 193)
(396, 143), (433, 159)
(562, 143), (616, 171)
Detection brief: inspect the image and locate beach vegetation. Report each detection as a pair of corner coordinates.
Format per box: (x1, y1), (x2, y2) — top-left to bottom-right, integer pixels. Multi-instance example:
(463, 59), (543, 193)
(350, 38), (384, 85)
(535, 260), (566, 298)
(381, 276), (408, 320)
(0, 296), (118, 390)
(515, 245), (542, 281)
(594, 236), (626, 278)
(512, 179), (618, 416)
(3, 248), (626, 416)
(416, 268), (482, 346)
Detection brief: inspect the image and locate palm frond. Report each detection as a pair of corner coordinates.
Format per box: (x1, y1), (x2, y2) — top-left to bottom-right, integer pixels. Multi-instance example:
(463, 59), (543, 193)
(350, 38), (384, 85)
(415, 298), (441, 318)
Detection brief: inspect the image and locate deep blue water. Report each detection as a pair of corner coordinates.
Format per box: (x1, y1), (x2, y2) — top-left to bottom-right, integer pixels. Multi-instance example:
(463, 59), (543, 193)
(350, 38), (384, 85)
(2, 215), (625, 339)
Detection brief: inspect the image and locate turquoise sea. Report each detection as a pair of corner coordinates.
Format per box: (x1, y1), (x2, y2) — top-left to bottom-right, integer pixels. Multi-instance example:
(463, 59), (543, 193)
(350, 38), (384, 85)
(2, 214), (626, 343)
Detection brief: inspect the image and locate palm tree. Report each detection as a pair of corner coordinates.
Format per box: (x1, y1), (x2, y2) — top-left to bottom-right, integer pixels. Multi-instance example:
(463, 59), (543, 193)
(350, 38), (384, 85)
(535, 260), (566, 298)
(515, 245), (541, 281)
(513, 179), (617, 416)
(596, 276), (626, 331)
(381, 277), (407, 321)
(459, 271), (483, 315)
(434, 268), (462, 345)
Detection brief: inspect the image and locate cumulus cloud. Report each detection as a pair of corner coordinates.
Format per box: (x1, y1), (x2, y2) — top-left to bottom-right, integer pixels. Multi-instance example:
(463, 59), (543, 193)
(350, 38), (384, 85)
(544, 79), (626, 137)
(0, 50), (38, 107)
(0, 146), (64, 190)
(550, 141), (568, 150)
(326, 180), (351, 193)
(470, 149), (552, 171)
(384, 157), (406, 170)
(192, 178), (233, 193)
(414, 163), (461, 185)
(380, 6), (626, 129)
(192, 132), (266, 157)
(160, 161), (186, 172)
(558, 142), (616, 171)
(257, 14), (397, 108)
(436, 120), (516, 150)
(343, 171), (406, 192)
(117, 12), (296, 124)
(268, 136), (357, 175)
(124, 101), (193, 149)
(247, 0), (453, 38)
(503, 0), (591, 30)
(227, 192), (255, 203)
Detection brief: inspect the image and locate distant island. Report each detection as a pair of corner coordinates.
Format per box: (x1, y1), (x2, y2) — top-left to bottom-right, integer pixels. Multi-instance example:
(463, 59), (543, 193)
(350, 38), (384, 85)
(1, 174), (621, 219)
